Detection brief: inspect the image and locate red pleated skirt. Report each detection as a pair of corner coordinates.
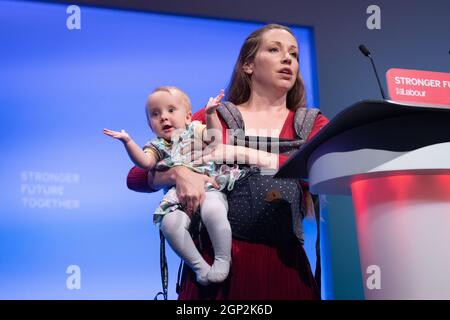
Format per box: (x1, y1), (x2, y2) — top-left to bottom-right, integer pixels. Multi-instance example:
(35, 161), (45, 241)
(178, 233), (320, 300)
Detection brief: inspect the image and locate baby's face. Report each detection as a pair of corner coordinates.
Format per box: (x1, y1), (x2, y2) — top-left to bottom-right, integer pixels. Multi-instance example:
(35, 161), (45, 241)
(146, 90), (192, 141)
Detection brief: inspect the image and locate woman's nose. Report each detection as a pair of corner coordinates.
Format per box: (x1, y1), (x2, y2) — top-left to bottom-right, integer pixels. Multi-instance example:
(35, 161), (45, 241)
(281, 53), (292, 65)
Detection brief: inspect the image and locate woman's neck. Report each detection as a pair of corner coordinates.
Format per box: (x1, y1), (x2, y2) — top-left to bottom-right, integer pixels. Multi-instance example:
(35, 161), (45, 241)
(240, 86), (288, 112)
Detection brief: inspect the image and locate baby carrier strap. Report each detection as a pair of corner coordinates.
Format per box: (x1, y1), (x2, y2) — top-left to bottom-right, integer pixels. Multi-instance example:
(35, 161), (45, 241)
(294, 107), (320, 141)
(217, 101), (245, 134)
(156, 214), (202, 300)
(217, 101), (320, 146)
(154, 230), (168, 300)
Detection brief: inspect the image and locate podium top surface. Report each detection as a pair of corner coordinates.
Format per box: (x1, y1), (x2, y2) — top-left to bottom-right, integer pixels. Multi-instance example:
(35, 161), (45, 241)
(275, 100), (450, 179)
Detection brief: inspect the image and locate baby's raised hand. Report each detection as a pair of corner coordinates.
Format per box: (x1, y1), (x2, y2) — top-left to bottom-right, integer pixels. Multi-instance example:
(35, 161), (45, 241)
(205, 89), (225, 115)
(103, 128), (131, 143)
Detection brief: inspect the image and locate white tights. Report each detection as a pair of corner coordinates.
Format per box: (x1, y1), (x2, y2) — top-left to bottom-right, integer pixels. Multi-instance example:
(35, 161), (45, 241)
(160, 191), (231, 285)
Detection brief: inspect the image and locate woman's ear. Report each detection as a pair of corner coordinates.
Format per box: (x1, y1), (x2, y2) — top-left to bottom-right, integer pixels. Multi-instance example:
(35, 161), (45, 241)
(243, 62), (253, 75)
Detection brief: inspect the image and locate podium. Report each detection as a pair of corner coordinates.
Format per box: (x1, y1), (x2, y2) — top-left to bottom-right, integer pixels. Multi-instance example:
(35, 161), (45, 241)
(276, 100), (450, 299)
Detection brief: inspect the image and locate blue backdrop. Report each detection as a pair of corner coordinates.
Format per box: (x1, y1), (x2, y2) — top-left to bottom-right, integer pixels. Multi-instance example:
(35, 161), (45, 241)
(0, 0), (323, 299)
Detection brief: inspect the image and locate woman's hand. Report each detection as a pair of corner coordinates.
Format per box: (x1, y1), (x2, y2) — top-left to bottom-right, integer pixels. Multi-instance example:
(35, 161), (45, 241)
(172, 166), (219, 215)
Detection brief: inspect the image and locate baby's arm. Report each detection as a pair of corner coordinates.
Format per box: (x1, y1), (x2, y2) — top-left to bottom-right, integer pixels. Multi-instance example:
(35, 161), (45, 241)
(203, 90), (224, 144)
(103, 128), (157, 170)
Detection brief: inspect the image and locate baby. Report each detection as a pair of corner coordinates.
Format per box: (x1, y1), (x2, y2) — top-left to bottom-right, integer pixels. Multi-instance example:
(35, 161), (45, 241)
(104, 86), (241, 285)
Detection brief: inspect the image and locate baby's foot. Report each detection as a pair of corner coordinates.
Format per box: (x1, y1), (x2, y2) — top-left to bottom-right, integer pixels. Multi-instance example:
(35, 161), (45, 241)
(207, 258), (231, 283)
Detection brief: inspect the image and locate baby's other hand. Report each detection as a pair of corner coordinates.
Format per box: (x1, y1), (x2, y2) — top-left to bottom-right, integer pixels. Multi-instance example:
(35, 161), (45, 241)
(205, 89), (225, 115)
(103, 128), (131, 143)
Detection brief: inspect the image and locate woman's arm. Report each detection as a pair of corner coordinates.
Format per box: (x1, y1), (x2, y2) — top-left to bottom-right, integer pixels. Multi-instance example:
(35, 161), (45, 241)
(127, 166), (155, 193)
(127, 165), (219, 214)
(127, 166), (187, 193)
(238, 145), (279, 169)
(155, 166), (219, 214)
(192, 143), (279, 169)
(196, 113), (330, 169)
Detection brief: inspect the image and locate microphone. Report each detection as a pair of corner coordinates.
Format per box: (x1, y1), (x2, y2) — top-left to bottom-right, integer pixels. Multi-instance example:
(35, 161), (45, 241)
(358, 44), (387, 100)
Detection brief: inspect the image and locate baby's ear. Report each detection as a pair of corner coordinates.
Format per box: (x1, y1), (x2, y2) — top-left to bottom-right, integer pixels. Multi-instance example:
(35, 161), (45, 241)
(185, 110), (192, 124)
(145, 107), (153, 130)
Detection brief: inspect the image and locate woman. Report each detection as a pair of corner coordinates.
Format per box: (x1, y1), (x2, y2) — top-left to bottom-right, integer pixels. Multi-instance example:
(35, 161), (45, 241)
(128, 24), (329, 300)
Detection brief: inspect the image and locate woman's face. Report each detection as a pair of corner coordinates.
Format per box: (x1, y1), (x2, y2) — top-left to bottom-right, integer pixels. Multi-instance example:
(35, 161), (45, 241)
(245, 29), (299, 94)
